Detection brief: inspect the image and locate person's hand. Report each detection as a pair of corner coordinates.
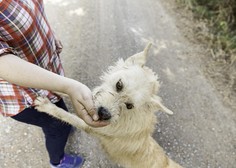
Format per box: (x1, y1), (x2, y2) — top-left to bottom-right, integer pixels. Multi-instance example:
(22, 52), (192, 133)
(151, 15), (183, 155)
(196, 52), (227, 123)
(0, 54), (108, 128)
(66, 81), (109, 127)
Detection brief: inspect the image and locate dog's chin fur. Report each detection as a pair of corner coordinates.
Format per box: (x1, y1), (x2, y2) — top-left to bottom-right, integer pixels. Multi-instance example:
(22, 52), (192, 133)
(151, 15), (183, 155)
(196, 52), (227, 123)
(35, 43), (182, 168)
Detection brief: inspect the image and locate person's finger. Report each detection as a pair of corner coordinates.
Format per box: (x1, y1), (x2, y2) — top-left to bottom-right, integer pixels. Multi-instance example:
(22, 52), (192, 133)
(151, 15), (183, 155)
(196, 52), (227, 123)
(79, 93), (99, 121)
(80, 108), (109, 127)
(72, 100), (108, 127)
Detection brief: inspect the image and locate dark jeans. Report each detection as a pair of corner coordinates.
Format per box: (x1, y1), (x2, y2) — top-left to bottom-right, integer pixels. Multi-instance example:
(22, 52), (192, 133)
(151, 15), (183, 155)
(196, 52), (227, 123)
(11, 99), (72, 165)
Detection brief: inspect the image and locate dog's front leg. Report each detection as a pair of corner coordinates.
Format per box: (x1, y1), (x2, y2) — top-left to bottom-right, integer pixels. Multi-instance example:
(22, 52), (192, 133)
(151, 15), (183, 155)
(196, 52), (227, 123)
(34, 97), (89, 131)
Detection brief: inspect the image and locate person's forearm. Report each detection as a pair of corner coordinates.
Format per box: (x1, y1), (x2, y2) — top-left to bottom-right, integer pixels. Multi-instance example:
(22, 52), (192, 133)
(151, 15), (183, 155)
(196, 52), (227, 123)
(0, 54), (109, 127)
(0, 54), (77, 94)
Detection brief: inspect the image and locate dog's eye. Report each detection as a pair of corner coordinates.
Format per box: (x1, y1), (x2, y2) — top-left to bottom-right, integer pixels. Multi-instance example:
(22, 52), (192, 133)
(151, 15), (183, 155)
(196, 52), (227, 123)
(125, 103), (134, 109)
(116, 79), (123, 92)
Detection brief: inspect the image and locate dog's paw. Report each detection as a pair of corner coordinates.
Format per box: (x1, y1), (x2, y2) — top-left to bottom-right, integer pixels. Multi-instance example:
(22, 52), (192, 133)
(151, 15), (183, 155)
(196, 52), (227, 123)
(34, 97), (53, 113)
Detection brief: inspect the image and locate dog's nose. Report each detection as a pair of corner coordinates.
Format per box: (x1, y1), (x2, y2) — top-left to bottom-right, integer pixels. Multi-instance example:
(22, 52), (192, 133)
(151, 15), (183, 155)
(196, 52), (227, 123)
(98, 106), (111, 120)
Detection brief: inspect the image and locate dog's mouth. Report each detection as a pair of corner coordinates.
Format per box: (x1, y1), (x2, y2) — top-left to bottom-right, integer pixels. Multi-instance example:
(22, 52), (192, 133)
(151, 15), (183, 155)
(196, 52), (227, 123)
(97, 106), (112, 121)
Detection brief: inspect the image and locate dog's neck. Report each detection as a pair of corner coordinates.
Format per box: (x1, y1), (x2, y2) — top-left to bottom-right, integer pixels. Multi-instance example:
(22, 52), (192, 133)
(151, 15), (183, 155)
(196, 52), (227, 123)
(92, 113), (157, 139)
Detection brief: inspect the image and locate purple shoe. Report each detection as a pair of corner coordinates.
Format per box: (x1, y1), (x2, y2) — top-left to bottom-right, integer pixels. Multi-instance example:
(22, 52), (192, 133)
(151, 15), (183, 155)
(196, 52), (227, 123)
(51, 154), (84, 168)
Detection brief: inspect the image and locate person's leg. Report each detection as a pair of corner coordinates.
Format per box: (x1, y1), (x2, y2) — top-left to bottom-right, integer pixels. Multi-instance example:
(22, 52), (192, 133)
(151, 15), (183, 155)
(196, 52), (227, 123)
(42, 100), (72, 165)
(11, 99), (72, 165)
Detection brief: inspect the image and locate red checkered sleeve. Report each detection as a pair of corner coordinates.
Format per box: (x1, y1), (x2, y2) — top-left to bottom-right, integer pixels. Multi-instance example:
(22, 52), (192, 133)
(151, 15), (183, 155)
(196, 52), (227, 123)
(0, 0), (64, 116)
(0, 39), (16, 56)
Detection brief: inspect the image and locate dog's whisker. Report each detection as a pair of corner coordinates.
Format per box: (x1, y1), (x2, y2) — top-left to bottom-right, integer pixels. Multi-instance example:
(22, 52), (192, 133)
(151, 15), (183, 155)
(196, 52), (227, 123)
(108, 91), (115, 96)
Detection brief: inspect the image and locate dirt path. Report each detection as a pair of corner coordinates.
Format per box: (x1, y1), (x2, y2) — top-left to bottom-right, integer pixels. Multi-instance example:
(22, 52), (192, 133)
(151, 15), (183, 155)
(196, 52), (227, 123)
(0, 0), (235, 168)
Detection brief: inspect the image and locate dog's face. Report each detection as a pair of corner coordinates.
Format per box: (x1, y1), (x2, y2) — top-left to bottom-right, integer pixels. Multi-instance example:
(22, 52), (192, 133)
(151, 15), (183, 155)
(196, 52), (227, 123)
(93, 43), (173, 125)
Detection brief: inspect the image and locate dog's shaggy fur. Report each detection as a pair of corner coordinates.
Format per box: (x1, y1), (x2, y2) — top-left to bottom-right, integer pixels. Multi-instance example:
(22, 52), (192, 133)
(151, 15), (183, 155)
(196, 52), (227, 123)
(34, 43), (182, 168)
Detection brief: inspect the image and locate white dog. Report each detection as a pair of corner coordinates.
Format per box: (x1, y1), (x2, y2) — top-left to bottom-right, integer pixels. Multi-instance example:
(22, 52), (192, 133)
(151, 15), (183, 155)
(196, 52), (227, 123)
(35, 43), (182, 168)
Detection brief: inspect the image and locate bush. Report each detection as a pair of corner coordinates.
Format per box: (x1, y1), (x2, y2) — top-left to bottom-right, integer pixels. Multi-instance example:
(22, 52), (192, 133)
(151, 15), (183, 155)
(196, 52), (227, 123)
(178, 0), (236, 109)
(179, 0), (236, 63)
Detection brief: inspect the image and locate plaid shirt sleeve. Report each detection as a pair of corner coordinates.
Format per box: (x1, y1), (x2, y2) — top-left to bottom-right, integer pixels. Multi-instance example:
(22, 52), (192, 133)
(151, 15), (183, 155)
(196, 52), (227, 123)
(0, 39), (16, 56)
(0, 0), (64, 116)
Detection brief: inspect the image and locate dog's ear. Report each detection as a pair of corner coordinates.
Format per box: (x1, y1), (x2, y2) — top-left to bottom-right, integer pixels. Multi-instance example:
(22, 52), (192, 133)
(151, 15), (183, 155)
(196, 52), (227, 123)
(151, 95), (173, 115)
(125, 43), (152, 67)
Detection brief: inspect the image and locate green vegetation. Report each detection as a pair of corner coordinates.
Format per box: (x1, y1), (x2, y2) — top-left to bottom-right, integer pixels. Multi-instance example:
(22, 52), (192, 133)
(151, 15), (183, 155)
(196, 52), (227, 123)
(178, 0), (236, 63)
(178, 0), (236, 109)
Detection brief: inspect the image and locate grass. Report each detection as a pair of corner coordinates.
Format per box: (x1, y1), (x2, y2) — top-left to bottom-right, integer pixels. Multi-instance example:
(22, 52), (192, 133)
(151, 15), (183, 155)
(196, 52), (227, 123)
(178, 0), (236, 64)
(177, 0), (236, 109)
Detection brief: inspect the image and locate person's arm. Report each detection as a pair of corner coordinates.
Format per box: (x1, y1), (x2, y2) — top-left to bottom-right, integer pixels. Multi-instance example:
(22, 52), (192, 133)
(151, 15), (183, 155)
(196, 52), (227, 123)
(0, 54), (108, 127)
